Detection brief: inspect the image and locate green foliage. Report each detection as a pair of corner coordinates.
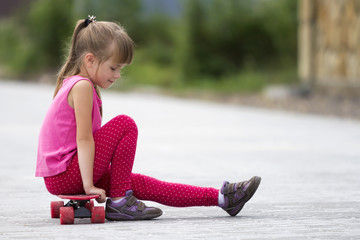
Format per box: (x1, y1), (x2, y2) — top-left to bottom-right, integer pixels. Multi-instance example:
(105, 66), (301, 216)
(0, 0), (298, 94)
(27, 0), (75, 69)
(0, 20), (34, 76)
(75, 0), (144, 43)
(179, 0), (298, 80)
(0, 0), (75, 77)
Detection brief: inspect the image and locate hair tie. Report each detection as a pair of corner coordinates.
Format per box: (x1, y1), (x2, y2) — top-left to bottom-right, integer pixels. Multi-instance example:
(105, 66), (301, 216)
(84, 15), (96, 27)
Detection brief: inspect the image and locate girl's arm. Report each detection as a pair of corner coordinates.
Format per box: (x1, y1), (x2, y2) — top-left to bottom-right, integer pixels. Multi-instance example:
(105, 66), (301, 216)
(70, 80), (106, 203)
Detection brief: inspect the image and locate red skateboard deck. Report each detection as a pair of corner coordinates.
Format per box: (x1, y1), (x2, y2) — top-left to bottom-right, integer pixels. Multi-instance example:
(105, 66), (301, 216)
(51, 194), (105, 224)
(57, 194), (100, 201)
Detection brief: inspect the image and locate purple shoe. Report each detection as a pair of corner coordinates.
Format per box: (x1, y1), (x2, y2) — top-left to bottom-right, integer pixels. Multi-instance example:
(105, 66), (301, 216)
(219, 176), (261, 216)
(105, 190), (162, 221)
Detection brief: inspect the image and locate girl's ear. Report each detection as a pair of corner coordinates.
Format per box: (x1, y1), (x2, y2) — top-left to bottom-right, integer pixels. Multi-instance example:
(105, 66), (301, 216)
(84, 53), (96, 69)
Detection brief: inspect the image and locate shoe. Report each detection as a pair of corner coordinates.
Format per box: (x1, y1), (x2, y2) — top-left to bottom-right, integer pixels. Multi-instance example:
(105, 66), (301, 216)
(219, 176), (261, 216)
(105, 190), (163, 221)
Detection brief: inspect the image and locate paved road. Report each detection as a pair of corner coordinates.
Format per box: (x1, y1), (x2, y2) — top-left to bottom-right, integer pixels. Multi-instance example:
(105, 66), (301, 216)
(0, 80), (360, 239)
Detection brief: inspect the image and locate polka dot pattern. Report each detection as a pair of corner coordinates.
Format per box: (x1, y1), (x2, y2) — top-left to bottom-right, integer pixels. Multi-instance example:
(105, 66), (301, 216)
(44, 115), (219, 207)
(131, 173), (219, 207)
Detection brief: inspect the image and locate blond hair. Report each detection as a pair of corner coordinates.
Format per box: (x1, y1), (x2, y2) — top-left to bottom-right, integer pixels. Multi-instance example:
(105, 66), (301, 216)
(54, 19), (134, 114)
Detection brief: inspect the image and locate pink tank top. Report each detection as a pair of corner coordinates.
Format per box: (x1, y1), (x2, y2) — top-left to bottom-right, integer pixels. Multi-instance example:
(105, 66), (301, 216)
(36, 75), (102, 177)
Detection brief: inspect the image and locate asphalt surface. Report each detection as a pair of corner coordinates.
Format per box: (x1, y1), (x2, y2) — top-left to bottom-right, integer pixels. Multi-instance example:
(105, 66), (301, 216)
(0, 80), (359, 239)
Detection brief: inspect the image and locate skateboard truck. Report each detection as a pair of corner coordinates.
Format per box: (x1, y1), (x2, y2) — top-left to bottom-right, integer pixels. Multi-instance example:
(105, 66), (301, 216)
(64, 199), (92, 218)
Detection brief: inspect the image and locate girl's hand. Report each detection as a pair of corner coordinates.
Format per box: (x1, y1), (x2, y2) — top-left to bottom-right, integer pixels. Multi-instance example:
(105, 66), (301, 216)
(85, 185), (106, 203)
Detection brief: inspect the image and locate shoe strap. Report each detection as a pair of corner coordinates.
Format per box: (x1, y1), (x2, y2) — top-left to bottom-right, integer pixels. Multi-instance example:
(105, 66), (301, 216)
(137, 201), (145, 211)
(223, 182), (237, 195)
(126, 195), (137, 207)
(224, 181), (249, 195)
(126, 195), (145, 212)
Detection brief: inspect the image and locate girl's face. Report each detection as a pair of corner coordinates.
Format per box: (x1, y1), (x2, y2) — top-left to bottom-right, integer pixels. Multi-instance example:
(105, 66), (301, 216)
(94, 58), (125, 89)
(85, 54), (125, 89)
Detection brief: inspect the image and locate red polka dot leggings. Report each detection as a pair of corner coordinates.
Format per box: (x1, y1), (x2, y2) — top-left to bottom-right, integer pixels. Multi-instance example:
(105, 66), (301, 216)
(44, 115), (219, 207)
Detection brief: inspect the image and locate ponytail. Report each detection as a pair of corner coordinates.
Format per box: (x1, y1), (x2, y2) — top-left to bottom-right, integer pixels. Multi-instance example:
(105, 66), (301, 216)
(53, 19), (103, 116)
(54, 20), (87, 98)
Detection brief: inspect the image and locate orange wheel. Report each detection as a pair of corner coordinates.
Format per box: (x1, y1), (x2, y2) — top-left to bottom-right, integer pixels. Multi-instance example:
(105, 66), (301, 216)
(50, 201), (64, 218)
(91, 206), (105, 223)
(60, 207), (74, 224)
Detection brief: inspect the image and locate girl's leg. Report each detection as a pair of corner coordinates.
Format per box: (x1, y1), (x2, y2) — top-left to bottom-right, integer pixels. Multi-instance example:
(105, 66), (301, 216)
(103, 173), (218, 221)
(92, 115), (138, 197)
(130, 173), (219, 207)
(129, 173), (261, 217)
(44, 115), (138, 197)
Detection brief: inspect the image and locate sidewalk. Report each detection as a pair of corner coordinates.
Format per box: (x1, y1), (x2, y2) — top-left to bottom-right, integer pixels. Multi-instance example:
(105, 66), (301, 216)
(0, 80), (359, 239)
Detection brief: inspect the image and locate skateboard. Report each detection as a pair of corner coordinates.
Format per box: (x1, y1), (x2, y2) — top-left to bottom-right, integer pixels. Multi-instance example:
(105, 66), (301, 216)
(50, 194), (105, 224)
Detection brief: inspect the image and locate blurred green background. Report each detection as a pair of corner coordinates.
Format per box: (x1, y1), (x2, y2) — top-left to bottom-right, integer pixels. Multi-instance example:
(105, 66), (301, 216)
(0, 0), (298, 94)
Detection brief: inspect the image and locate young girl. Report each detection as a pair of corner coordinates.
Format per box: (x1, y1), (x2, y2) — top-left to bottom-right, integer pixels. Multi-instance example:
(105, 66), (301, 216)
(36, 16), (261, 221)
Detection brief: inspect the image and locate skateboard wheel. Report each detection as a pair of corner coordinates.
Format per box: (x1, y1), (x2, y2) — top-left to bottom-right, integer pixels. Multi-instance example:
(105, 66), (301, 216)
(91, 206), (105, 223)
(60, 207), (74, 224)
(50, 201), (64, 218)
(85, 200), (94, 211)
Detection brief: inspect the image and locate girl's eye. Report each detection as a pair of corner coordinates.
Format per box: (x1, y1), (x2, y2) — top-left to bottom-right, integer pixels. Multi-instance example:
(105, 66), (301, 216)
(110, 67), (116, 71)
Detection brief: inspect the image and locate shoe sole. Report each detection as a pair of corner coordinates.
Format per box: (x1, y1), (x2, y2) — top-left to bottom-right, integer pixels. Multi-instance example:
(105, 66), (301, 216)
(105, 211), (163, 221)
(226, 176), (261, 216)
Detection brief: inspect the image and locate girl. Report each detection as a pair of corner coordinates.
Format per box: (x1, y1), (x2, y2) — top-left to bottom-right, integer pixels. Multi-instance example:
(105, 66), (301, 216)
(36, 16), (261, 221)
